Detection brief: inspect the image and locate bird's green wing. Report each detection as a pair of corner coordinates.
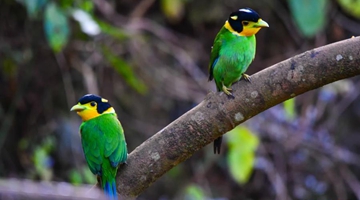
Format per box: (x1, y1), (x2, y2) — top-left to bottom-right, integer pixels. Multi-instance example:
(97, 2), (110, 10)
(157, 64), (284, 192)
(101, 114), (128, 168)
(80, 122), (104, 175)
(208, 27), (226, 81)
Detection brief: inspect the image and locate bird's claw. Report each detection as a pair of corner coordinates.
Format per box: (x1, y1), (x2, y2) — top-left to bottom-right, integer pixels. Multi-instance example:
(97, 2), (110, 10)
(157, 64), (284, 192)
(222, 85), (234, 98)
(227, 94), (235, 99)
(242, 74), (252, 83)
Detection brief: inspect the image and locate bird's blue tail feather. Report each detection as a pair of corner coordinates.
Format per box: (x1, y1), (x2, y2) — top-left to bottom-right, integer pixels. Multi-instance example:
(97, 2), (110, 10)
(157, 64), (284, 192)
(104, 179), (117, 200)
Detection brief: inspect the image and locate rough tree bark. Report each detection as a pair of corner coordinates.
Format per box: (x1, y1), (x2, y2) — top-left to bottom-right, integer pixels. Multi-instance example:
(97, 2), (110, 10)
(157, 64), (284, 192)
(117, 37), (360, 199)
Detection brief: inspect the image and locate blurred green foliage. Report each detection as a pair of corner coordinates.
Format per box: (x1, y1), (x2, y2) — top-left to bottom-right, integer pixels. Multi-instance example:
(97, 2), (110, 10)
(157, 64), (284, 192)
(161, 0), (185, 23)
(227, 126), (259, 184)
(44, 2), (70, 52)
(18, 0), (95, 52)
(2, 58), (18, 78)
(337, 0), (360, 19)
(284, 97), (296, 120)
(69, 169), (82, 185)
(184, 184), (206, 200)
(97, 20), (129, 41)
(288, 0), (328, 37)
(102, 46), (148, 94)
(32, 137), (54, 181)
(76, 0), (94, 13)
(69, 166), (96, 186)
(167, 165), (181, 178)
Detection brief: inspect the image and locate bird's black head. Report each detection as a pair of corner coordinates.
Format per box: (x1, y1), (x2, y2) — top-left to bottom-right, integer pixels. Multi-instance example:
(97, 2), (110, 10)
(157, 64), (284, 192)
(78, 94), (112, 114)
(227, 8), (268, 36)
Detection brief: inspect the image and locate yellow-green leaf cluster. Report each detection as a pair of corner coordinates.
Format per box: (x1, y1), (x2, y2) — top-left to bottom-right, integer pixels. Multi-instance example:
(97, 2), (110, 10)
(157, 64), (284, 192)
(283, 97), (296, 120)
(184, 184), (206, 200)
(160, 0), (185, 23)
(227, 126), (259, 184)
(337, 0), (360, 19)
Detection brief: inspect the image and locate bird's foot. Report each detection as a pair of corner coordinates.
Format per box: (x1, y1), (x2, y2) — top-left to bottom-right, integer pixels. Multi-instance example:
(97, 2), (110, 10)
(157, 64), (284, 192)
(222, 85), (235, 99)
(242, 74), (252, 83)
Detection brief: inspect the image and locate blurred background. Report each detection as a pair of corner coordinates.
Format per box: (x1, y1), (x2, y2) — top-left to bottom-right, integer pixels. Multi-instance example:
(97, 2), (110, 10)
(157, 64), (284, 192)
(1, 0), (360, 199)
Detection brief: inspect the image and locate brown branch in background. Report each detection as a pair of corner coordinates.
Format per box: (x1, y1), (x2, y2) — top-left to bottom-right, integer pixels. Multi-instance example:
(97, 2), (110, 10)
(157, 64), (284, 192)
(340, 165), (360, 199)
(70, 57), (99, 95)
(326, 79), (360, 130)
(256, 156), (290, 200)
(130, 0), (156, 18)
(334, 12), (360, 35)
(116, 37), (360, 199)
(324, 164), (347, 200)
(55, 53), (76, 109)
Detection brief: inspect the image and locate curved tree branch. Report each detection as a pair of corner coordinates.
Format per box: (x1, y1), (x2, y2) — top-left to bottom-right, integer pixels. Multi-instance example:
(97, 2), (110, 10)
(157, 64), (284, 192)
(117, 37), (360, 198)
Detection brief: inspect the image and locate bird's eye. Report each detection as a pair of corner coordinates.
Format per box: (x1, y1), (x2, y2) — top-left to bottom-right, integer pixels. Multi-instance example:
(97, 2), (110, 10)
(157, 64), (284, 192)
(242, 21), (249, 26)
(90, 102), (96, 107)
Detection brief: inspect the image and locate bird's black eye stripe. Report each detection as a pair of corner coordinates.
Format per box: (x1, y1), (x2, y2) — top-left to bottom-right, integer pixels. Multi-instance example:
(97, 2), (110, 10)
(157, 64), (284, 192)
(90, 102), (96, 107)
(243, 21), (249, 26)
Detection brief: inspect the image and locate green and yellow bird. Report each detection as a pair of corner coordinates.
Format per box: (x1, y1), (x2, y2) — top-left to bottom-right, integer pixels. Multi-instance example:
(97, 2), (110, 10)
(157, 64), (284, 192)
(70, 94), (127, 199)
(208, 8), (269, 154)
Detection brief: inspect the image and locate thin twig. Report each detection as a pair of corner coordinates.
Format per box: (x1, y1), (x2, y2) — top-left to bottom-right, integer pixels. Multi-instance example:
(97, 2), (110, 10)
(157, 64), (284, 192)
(256, 156), (290, 200)
(55, 53), (75, 109)
(340, 165), (360, 199)
(130, 0), (156, 19)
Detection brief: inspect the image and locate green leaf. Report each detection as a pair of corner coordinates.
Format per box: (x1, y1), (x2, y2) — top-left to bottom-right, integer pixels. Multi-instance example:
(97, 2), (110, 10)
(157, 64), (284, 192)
(337, 0), (360, 19)
(288, 0), (328, 38)
(227, 126), (259, 151)
(78, 0), (94, 13)
(102, 47), (148, 94)
(33, 146), (52, 181)
(82, 166), (97, 184)
(160, 0), (184, 22)
(44, 2), (70, 52)
(18, 138), (29, 150)
(184, 184), (205, 200)
(283, 97), (296, 120)
(33, 147), (46, 173)
(69, 170), (82, 185)
(168, 165), (181, 178)
(2, 57), (18, 78)
(228, 150), (255, 184)
(58, 0), (72, 9)
(17, 0), (48, 18)
(227, 126), (259, 184)
(96, 20), (129, 40)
